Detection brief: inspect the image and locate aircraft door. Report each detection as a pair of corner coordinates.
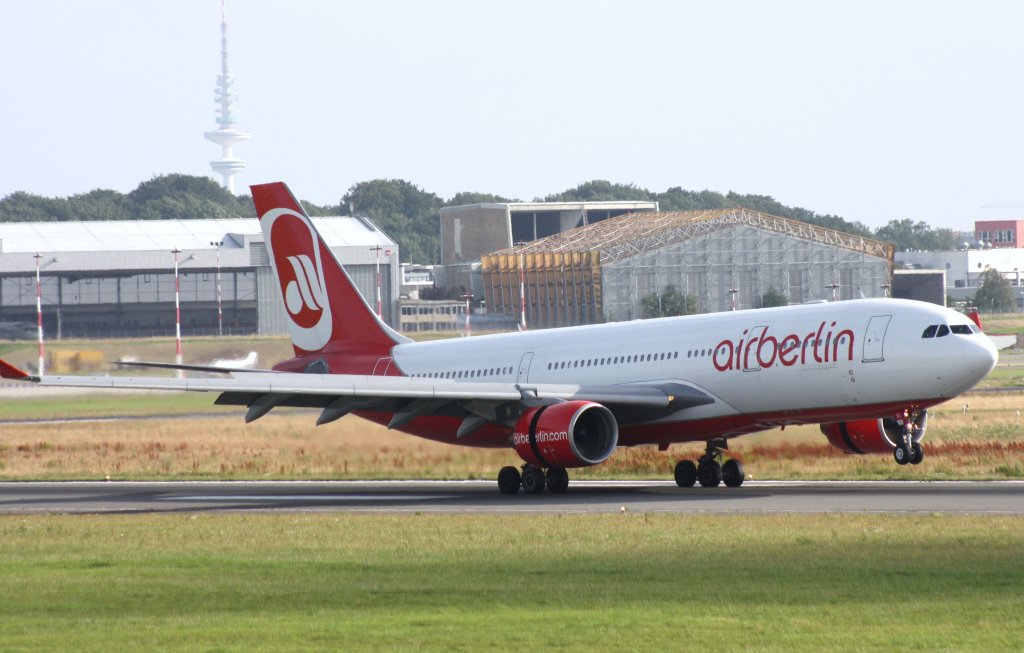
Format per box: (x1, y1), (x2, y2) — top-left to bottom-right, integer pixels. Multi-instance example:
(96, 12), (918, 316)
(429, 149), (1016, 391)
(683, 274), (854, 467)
(743, 326), (769, 371)
(862, 315), (892, 363)
(517, 352), (534, 383)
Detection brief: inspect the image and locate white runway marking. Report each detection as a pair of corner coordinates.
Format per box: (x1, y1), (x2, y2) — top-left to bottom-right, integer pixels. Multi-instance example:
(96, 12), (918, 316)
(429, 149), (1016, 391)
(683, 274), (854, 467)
(165, 494), (460, 502)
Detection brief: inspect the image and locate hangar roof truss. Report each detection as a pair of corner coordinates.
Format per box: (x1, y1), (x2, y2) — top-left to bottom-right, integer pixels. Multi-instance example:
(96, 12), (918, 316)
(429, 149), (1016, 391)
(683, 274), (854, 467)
(491, 209), (893, 264)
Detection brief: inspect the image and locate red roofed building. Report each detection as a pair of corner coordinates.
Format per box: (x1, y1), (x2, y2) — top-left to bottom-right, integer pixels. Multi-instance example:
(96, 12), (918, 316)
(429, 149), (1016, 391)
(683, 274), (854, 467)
(975, 220), (1024, 248)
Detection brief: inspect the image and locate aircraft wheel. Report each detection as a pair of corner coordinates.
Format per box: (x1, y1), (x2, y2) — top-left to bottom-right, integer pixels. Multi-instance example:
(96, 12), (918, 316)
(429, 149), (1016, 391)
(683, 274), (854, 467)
(674, 460), (697, 488)
(697, 460), (722, 488)
(894, 444), (910, 465)
(722, 459), (745, 487)
(521, 466), (546, 495)
(497, 466), (521, 495)
(545, 467), (569, 493)
(909, 442), (924, 465)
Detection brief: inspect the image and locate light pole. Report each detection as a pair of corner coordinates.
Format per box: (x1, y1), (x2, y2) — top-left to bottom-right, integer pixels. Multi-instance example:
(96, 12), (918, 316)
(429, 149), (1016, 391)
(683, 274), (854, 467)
(33, 253), (44, 375)
(211, 241), (223, 336)
(462, 292), (472, 337)
(172, 248), (183, 374)
(369, 245), (383, 318)
(826, 282), (840, 302)
(729, 287), (739, 311)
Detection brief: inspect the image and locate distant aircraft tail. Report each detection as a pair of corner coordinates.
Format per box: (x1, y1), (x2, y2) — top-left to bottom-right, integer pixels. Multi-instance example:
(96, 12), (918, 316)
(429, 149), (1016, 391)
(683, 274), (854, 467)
(250, 182), (409, 373)
(965, 308), (983, 331)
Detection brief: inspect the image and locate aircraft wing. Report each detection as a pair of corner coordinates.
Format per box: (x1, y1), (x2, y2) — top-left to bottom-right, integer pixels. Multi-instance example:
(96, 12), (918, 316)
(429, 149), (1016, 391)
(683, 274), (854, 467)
(0, 359), (713, 431)
(114, 360), (276, 375)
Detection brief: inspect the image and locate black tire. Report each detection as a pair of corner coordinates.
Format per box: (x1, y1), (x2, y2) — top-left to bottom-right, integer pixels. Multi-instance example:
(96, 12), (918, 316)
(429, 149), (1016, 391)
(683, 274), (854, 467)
(894, 444), (910, 465)
(722, 459), (745, 487)
(697, 460), (722, 488)
(674, 460), (698, 488)
(521, 466), (546, 494)
(545, 467), (569, 493)
(497, 466), (521, 495)
(909, 442), (924, 465)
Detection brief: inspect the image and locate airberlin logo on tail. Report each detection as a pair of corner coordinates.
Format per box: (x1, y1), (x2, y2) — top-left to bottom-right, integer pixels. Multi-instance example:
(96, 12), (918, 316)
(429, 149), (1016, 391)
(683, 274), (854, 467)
(283, 254), (325, 317)
(712, 321), (855, 372)
(261, 208), (334, 352)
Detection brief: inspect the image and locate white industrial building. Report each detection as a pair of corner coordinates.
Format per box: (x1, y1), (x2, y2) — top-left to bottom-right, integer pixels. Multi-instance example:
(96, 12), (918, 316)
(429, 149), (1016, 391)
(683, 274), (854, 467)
(896, 249), (1024, 309)
(0, 218), (398, 339)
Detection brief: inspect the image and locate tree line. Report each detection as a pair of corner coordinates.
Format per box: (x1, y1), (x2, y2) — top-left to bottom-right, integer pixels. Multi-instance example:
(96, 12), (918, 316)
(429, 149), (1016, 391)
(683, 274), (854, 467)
(0, 175), (959, 264)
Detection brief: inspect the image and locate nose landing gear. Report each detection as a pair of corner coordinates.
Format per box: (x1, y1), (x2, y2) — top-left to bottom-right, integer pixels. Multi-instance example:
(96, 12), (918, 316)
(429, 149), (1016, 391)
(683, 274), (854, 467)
(893, 410), (925, 466)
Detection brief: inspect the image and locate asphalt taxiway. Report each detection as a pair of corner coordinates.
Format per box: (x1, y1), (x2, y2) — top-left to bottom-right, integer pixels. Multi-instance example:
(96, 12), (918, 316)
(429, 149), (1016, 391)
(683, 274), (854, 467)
(0, 480), (1022, 515)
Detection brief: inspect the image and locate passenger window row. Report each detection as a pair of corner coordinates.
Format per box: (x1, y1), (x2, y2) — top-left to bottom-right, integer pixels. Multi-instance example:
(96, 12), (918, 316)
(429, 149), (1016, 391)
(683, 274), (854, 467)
(411, 366), (515, 380)
(546, 351), (680, 371)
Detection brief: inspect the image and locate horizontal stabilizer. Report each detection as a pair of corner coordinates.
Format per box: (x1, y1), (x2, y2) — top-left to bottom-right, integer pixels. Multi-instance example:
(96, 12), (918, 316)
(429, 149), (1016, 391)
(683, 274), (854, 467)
(116, 360), (276, 375)
(0, 359), (33, 380)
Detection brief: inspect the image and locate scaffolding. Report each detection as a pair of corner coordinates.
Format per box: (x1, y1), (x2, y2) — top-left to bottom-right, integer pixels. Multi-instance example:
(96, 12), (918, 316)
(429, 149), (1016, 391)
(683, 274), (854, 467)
(480, 209), (894, 327)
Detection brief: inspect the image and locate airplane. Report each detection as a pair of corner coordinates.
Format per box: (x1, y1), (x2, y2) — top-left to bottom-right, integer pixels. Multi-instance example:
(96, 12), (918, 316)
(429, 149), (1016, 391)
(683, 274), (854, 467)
(0, 182), (999, 495)
(210, 351), (259, 369)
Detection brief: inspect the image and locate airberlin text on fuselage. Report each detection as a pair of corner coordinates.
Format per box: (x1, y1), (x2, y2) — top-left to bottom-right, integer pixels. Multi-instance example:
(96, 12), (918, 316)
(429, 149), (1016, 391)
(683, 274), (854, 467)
(713, 321), (855, 372)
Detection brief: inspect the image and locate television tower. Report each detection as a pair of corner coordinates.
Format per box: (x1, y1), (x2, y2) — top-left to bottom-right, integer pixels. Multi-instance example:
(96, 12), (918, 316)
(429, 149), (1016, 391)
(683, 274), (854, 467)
(204, 0), (250, 194)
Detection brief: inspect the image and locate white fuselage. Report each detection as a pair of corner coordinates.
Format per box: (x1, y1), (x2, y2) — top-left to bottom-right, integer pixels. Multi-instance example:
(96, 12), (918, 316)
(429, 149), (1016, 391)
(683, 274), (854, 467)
(390, 298), (997, 436)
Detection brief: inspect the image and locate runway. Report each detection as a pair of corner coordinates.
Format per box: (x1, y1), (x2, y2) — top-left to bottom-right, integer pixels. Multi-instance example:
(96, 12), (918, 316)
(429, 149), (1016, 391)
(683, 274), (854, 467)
(1, 480), (1022, 515)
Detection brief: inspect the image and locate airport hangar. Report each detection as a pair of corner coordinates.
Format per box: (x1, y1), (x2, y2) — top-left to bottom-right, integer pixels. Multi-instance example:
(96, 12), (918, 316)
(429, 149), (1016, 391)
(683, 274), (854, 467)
(0, 217), (399, 339)
(474, 208), (894, 328)
(436, 199), (660, 292)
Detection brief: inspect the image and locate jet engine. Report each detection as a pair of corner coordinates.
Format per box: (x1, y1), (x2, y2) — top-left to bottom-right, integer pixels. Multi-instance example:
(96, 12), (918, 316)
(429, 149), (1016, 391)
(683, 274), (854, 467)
(512, 401), (618, 468)
(820, 411), (928, 454)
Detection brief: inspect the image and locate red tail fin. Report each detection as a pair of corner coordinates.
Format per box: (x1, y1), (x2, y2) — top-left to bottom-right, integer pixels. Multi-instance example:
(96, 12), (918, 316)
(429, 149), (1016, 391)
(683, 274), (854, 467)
(250, 182), (408, 363)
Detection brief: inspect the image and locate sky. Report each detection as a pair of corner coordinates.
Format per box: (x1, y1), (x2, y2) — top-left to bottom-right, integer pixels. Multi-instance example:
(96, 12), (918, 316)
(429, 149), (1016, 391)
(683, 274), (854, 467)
(2, 0), (1023, 230)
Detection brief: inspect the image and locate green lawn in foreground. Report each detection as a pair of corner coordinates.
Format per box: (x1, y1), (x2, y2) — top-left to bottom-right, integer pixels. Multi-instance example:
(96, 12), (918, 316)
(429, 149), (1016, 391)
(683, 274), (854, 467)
(0, 513), (1021, 652)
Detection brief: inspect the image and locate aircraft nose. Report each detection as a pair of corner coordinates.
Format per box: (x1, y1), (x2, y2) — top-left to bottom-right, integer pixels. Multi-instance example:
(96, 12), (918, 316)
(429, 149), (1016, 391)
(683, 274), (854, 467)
(967, 335), (999, 381)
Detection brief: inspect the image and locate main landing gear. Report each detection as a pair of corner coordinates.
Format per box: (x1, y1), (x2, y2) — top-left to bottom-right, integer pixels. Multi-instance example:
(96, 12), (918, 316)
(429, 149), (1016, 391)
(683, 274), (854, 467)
(674, 438), (745, 488)
(893, 409), (925, 466)
(497, 465), (569, 495)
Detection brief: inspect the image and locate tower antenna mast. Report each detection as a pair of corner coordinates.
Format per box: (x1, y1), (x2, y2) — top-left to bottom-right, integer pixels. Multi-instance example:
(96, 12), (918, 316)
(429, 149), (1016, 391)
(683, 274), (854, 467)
(204, 0), (250, 193)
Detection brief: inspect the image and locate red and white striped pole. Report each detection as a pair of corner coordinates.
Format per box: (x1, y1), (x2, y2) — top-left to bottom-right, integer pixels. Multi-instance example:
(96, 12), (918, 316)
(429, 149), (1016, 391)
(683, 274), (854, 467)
(33, 253), (44, 375)
(172, 248), (183, 376)
(519, 251), (527, 331)
(212, 240), (223, 336)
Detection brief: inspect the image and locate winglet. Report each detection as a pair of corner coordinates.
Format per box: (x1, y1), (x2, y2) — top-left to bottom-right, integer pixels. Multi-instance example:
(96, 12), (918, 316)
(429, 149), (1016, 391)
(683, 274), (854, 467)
(0, 359), (33, 380)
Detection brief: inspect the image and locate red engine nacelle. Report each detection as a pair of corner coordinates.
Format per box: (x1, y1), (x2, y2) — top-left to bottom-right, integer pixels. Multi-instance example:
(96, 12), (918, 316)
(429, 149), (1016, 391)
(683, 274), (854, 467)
(512, 401), (618, 468)
(820, 412), (928, 454)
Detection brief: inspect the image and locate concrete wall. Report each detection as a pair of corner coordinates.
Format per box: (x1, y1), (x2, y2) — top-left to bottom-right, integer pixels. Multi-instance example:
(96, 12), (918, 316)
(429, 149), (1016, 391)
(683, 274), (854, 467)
(441, 206), (510, 265)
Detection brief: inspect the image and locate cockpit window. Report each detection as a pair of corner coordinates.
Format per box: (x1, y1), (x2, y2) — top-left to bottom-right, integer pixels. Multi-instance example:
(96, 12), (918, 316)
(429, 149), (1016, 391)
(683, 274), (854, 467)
(921, 325), (938, 338)
(936, 324), (950, 337)
(950, 324), (975, 335)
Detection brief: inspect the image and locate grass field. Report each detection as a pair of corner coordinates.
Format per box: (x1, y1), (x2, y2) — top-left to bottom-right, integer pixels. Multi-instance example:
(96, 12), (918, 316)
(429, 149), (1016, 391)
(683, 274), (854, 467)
(0, 513), (1021, 652)
(1, 391), (1023, 481)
